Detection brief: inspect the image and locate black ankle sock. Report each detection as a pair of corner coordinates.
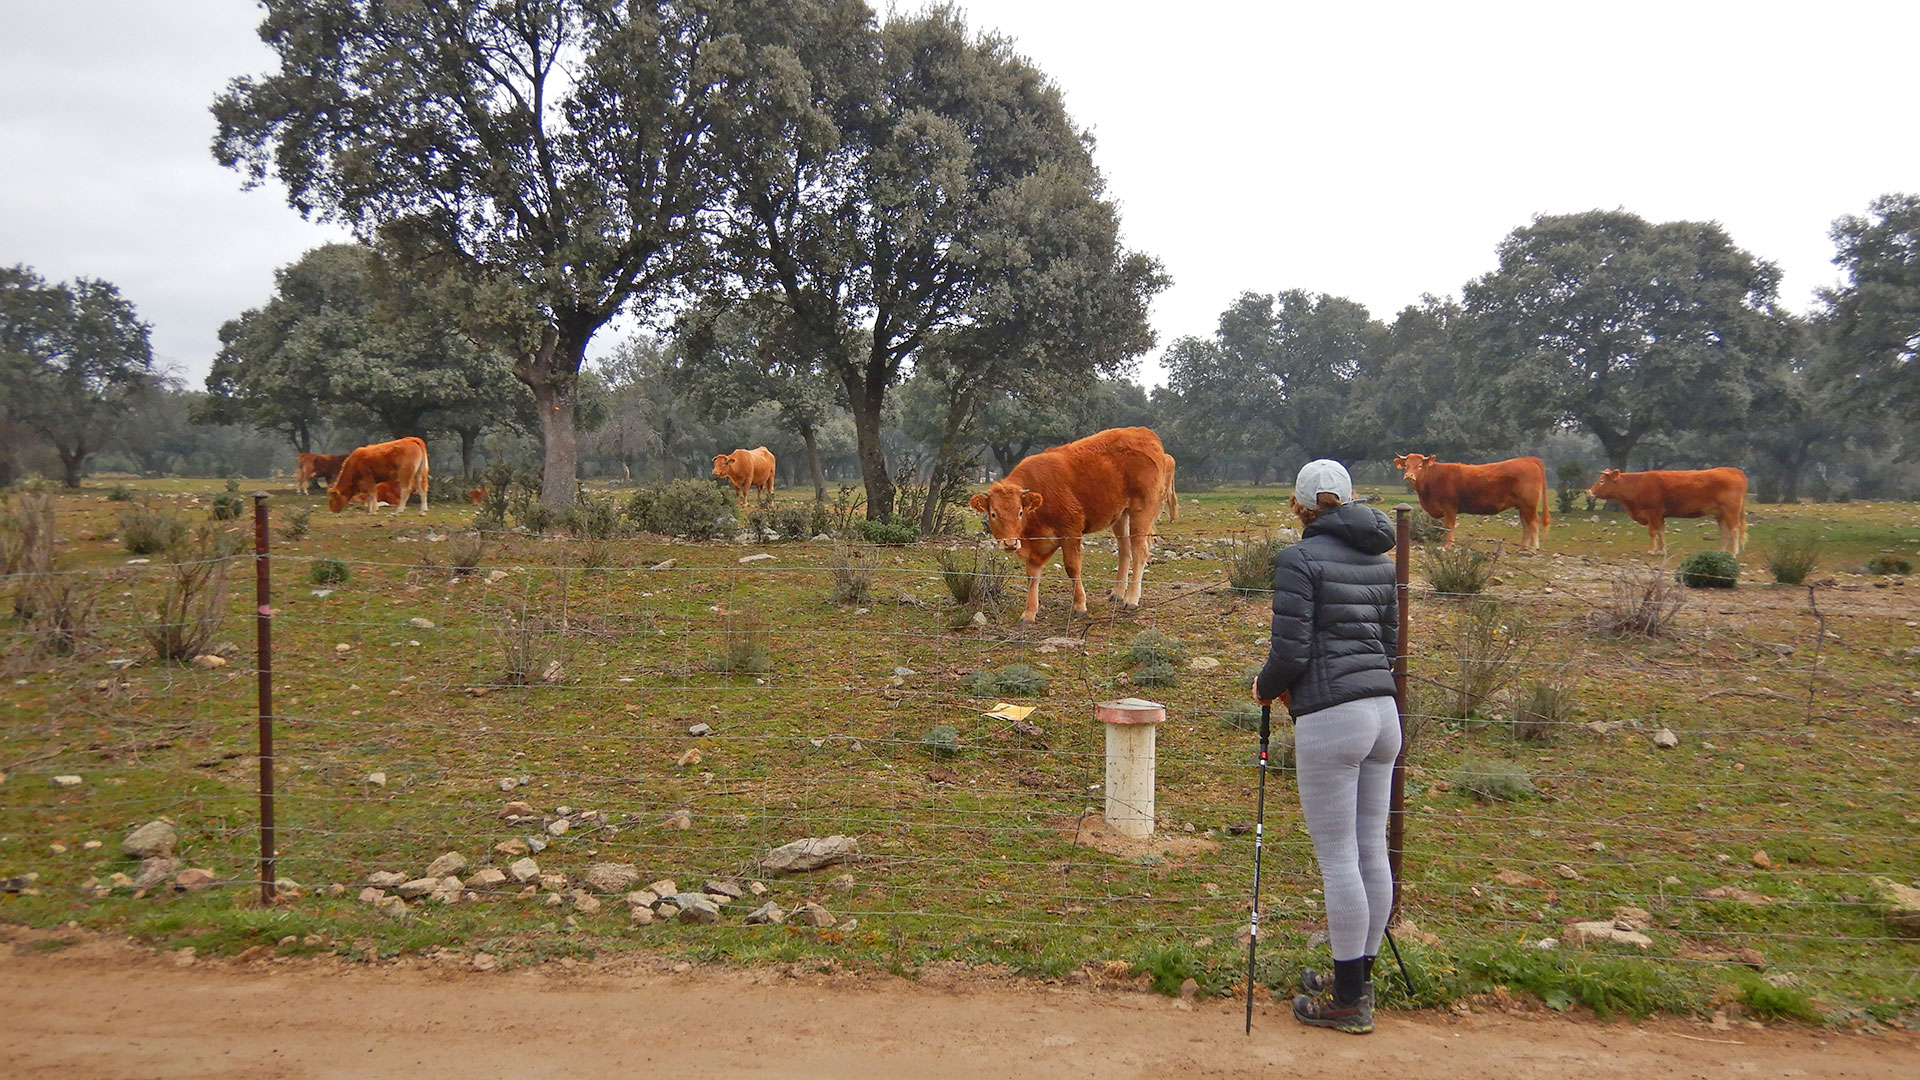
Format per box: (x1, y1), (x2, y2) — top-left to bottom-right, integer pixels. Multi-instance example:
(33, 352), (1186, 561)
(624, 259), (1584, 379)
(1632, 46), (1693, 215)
(1333, 957), (1367, 1005)
(1363, 955), (1375, 983)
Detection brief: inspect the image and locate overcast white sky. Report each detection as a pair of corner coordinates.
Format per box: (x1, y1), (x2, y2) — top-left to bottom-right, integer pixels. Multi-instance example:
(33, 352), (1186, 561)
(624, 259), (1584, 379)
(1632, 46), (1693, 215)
(3, 1), (1915, 388)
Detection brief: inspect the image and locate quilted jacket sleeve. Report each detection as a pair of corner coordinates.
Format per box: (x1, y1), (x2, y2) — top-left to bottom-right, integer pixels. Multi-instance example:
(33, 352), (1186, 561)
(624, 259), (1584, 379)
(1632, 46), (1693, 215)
(1254, 547), (1313, 704)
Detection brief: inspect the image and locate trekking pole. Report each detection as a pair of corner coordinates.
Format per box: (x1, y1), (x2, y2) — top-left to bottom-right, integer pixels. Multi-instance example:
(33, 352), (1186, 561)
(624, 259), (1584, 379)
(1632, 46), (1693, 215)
(1244, 702), (1271, 1034)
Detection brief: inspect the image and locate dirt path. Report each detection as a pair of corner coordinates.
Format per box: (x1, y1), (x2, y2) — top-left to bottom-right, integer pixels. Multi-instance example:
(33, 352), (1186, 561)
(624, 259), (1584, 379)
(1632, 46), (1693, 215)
(4, 934), (1914, 1079)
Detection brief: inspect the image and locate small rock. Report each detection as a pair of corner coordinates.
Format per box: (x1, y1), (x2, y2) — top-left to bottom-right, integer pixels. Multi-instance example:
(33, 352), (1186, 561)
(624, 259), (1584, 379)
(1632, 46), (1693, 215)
(629, 906), (656, 925)
(791, 902), (836, 927)
(526, 836), (549, 854)
(366, 871), (407, 888)
(1652, 728), (1680, 748)
(1492, 869), (1546, 889)
(1751, 850), (1772, 869)
(570, 891), (603, 915)
(498, 777), (519, 792)
(507, 858), (540, 884)
(374, 895), (410, 920)
(583, 863), (641, 894)
(1186, 657), (1220, 671)
(1611, 906), (1652, 931)
(744, 902), (786, 925)
(323, 883), (347, 898)
(1533, 937), (1559, 950)
(105, 658), (137, 670)
(544, 893), (565, 908)
(358, 887), (387, 904)
(646, 879), (678, 898)
(498, 799), (537, 818)
(409, 617), (436, 629)
(1179, 977), (1199, 1001)
(676, 748), (703, 767)
(467, 867), (508, 893)
(664, 810), (692, 830)
(704, 879), (744, 900)
(537, 873), (570, 892)
(364, 771), (387, 787)
(190, 654), (228, 669)
(472, 953), (498, 971)
(430, 877), (464, 904)
(971, 610), (988, 626)
(1554, 863), (1579, 880)
(424, 852), (468, 878)
(545, 818), (570, 837)
(52, 775), (83, 788)
(395, 877), (439, 899)
(738, 553), (775, 564)
(831, 873), (855, 891)
(760, 835), (860, 874)
(1568, 921), (1652, 949)
(173, 868), (217, 892)
(1700, 885), (1773, 905)
(493, 839), (529, 858)
(748, 880), (768, 897)
(675, 896), (721, 924)
(130, 857), (182, 891)
(650, 559), (677, 570)
(122, 819), (179, 859)
(334, 643), (352, 654)
(687, 722), (712, 737)
(1869, 877), (1920, 935)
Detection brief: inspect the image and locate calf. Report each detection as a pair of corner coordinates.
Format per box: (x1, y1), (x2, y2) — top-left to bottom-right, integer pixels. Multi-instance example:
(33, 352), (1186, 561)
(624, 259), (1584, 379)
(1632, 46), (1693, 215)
(295, 452), (348, 493)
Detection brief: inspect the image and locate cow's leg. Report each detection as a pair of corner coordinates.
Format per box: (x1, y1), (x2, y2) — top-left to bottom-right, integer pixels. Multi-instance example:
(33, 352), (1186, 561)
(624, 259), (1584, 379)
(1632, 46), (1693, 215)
(1109, 517), (1131, 603)
(1520, 505), (1538, 549)
(1648, 516), (1665, 554)
(1061, 537), (1088, 617)
(1125, 509), (1152, 608)
(1441, 512), (1458, 548)
(1019, 559), (1044, 624)
(418, 468), (429, 513)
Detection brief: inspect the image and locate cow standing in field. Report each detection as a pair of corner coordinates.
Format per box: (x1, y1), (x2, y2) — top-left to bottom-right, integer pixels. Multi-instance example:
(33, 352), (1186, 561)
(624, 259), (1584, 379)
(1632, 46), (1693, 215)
(970, 426), (1171, 624)
(295, 452), (348, 493)
(1587, 467), (1748, 555)
(712, 447), (776, 511)
(1394, 453), (1551, 549)
(328, 437), (430, 515)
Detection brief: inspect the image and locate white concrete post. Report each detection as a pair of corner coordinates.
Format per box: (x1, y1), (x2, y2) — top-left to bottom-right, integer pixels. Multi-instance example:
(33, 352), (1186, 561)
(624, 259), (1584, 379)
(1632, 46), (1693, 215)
(1098, 697), (1166, 837)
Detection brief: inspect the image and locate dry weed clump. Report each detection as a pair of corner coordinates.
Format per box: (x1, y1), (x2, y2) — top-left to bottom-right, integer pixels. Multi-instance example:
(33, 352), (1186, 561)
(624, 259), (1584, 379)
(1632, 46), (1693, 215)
(1435, 596), (1525, 718)
(1589, 565), (1685, 637)
(827, 544), (882, 605)
(934, 546), (1011, 609)
(142, 526), (239, 662)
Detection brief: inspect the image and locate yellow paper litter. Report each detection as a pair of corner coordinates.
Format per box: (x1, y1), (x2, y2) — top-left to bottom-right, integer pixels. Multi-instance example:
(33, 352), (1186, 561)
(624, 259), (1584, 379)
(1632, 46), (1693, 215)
(984, 703), (1035, 722)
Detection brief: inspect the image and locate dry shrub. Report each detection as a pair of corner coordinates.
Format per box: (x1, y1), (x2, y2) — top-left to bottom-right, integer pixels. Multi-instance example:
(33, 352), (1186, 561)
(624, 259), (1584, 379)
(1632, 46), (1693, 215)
(3, 488), (58, 619)
(1589, 565), (1685, 637)
(934, 546), (1011, 609)
(501, 606), (563, 686)
(142, 526), (240, 662)
(117, 501), (189, 556)
(21, 574), (97, 656)
(1423, 541), (1498, 596)
(827, 543), (882, 605)
(1435, 597), (1525, 718)
(1511, 675), (1574, 744)
(448, 534), (486, 576)
(717, 611), (772, 675)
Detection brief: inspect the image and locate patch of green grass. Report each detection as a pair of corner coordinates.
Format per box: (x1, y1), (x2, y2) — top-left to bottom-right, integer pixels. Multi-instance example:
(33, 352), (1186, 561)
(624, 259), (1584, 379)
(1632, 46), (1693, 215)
(961, 664), (1049, 697)
(1676, 550), (1739, 588)
(1738, 977), (1826, 1024)
(309, 557), (349, 585)
(1456, 945), (1704, 1019)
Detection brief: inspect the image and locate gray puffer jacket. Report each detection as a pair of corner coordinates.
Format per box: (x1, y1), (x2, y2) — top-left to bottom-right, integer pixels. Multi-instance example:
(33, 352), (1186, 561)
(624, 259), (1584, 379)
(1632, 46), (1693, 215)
(1254, 502), (1398, 717)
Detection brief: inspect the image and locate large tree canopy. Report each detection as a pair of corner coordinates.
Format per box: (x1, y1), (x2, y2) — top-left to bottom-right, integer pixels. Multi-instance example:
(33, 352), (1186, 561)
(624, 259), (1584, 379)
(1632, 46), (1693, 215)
(214, 0), (760, 506)
(0, 266), (156, 488)
(713, 5), (1163, 520)
(1463, 209), (1793, 469)
(1818, 192), (1920, 423)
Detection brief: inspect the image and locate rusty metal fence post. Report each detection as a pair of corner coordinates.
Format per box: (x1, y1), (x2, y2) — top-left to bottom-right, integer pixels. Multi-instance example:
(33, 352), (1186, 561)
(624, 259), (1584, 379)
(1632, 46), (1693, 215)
(1388, 505), (1411, 915)
(252, 493), (276, 904)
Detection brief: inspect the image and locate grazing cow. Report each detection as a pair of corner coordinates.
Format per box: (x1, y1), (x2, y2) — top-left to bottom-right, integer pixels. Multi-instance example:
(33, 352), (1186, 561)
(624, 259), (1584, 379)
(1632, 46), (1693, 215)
(969, 426), (1170, 624)
(1394, 453), (1551, 549)
(1159, 453), (1179, 521)
(465, 486), (488, 504)
(712, 447), (776, 510)
(295, 452), (348, 492)
(1587, 467), (1748, 555)
(328, 437), (430, 515)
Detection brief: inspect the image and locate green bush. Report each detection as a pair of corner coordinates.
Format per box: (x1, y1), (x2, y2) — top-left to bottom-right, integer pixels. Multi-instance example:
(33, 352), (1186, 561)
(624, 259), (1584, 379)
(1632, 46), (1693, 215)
(962, 664), (1049, 697)
(1554, 461), (1586, 515)
(142, 526), (239, 663)
(210, 492), (246, 521)
(1764, 532), (1819, 584)
(1226, 534), (1286, 593)
(1863, 554), (1913, 575)
(626, 480), (735, 540)
(106, 484), (135, 502)
(715, 614), (772, 675)
(919, 724), (962, 759)
(1128, 628), (1184, 667)
(1219, 701), (1264, 732)
(1135, 943), (1204, 997)
(565, 491), (626, 540)
(1675, 550), (1739, 588)
(1408, 511), (1446, 544)
(309, 557), (349, 586)
(854, 515), (920, 545)
(745, 504), (812, 541)
(1132, 660), (1178, 688)
(118, 503), (190, 555)
(277, 506), (311, 541)
(1737, 977), (1825, 1024)
(1424, 542), (1497, 595)
(1448, 758), (1537, 802)
(1511, 679), (1572, 744)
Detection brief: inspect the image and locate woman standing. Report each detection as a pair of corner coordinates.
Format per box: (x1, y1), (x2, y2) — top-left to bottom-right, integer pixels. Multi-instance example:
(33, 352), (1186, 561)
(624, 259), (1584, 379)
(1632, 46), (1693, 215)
(1251, 459), (1400, 1034)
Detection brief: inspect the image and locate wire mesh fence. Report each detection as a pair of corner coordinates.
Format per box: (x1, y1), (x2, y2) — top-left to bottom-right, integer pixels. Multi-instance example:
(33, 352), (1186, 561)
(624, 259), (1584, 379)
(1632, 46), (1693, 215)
(3, 491), (1917, 1014)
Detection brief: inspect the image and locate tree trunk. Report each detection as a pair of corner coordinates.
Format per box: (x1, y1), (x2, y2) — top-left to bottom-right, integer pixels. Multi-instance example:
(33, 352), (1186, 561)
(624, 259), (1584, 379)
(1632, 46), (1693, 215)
(533, 380), (579, 507)
(850, 394), (892, 521)
(458, 428), (478, 481)
(1588, 420), (1639, 471)
(60, 449), (85, 489)
(799, 420), (826, 502)
(919, 391), (974, 535)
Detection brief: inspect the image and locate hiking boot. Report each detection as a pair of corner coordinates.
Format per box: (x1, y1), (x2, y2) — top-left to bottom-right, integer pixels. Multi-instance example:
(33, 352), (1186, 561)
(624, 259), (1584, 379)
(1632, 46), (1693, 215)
(1299, 968), (1373, 999)
(1293, 988), (1374, 1034)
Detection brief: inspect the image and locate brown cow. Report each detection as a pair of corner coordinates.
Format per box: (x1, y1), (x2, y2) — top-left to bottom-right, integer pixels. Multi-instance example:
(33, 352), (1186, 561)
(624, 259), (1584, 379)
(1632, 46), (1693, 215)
(1158, 453), (1179, 522)
(328, 437), (430, 514)
(1394, 453), (1550, 549)
(465, 486), (488, 504)
(712, 447), (776, 511)
(1587, 467), (1748, 555)
(295, 452), (348, 492)
(969, 426), (1170, 624)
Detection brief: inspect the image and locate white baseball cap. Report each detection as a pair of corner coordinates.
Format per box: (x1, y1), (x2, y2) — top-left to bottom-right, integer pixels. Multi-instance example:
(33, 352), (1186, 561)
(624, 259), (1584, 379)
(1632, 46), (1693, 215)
(1294, 459), (1353, 506)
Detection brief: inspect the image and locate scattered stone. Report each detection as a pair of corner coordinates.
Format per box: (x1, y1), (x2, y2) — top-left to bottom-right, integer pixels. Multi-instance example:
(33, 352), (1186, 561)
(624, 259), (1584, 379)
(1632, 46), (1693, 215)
(467, 867), (508, 893)
(677, 748), (703, 768)
(106, 658), (137, 670)
(675, 896), (721, 924)
(395, 877), (439, 899)
(190, 654), (228, 669)
(791, 902), (837, 927)
(1179, 977), (1199, 1001)
(335, 643), (352, 654)
(430, 877), (464, 904)
(409, 617), (436, 629)
(364, 771), (387, 787)
(831, 873), (855, 891)
(646, 879), (679, 899)
(545, 818), (570, 837)
(472, 953), (498, 971)
(424, 852), (468, 878)
(1532, 937), (1559, 950)
(493, 839), (529, 858)
(1611, 906), (1652, 931)
(1751, 850), (1772, 869)
(537, 873), (570, 892)
(1492, 869), (1546, 889)
(583, 863), (641, 894)
(570, 891), (603, 915)
(1738, 947), (1768, 970)
(1652, 727), (1680, 748)
(704, 879), (744, 900)
(748, 880), (768, 897)
(541, 659), (565, 683)
(739, 553), (775, 564)
(761, 835), (860, 874)
(1870, 877), (1920, 935)
(650, 558), (677, 570)
(544, 893), (565, 908)
(664, 810), (693, 830)
(744, 901), (786, 925)
(1699, 886), (1773, 905)
(174, 868), (217, 892)
(358, 887), (386, 904)
(1568, 921), (1652, 949)
(507, 858), (540, 884)
(526, 836), (549, 854)
(629, 906), (656, 926)
(104, 872), (133, 891)
(1186, 656), (1221, 672)
(374, 895), (410, 920)
(971, 610), (988, 627)
(498, 777), (519, 792)
(52, 775), (82, 788)
(81, 840), (100, 851)
(1554, 863), (1580, 881)
(127, 857), (181, 891)
(323, 883), (348, 898)
(1587, 841), (1607, 854)
(122, 819), (179, 859)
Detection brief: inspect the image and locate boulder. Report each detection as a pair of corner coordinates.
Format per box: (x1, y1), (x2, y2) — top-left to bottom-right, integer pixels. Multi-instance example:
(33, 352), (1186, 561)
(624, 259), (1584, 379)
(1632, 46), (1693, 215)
(583, 863), (641, 894)
(760, 835), (860, 875)
(395, 877), (440, 899)
(791, 902), (837, 928)
(1568, 921), (1651, 949)
(507, 858), (540, 884)
(121, 819), (179, 859)
(1870, 877), (1920, 936)
(424, 852), (468, 878)
(366, 871), (408, 888)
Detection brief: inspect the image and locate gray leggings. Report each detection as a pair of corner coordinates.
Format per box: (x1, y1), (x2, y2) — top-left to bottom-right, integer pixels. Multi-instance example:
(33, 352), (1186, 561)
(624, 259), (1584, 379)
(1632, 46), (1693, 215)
(1293, 695), (1402, 962)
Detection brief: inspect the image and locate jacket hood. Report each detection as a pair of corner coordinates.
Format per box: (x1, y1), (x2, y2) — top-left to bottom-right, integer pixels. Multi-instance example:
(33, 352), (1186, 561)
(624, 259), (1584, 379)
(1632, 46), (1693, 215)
(1304, 502), (1396, 555)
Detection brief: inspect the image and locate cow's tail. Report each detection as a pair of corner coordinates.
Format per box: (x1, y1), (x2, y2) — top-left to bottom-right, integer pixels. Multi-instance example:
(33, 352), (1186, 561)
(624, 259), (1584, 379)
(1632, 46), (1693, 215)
(1167, 468), (1179, 521)
(1539, 473), (1551, 534)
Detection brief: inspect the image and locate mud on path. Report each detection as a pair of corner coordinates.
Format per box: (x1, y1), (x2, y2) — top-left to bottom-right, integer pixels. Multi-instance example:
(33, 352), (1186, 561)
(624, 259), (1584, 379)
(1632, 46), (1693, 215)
(5, 932), (1915, 1080)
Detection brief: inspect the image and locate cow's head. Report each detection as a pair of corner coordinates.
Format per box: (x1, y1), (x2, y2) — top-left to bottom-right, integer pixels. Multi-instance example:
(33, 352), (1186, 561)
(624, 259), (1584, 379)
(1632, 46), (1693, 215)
(711, 453), (732, 477)
(969, 482), (1042, 551)
(1397, 453), (1434, 488)
(1587, 468), (1623, 500)
(326, 486), (350, 513)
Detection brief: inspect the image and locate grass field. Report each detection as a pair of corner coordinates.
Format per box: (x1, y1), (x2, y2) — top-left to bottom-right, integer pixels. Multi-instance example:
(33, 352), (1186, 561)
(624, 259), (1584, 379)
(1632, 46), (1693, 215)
(3, 476), (1917, 1027)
